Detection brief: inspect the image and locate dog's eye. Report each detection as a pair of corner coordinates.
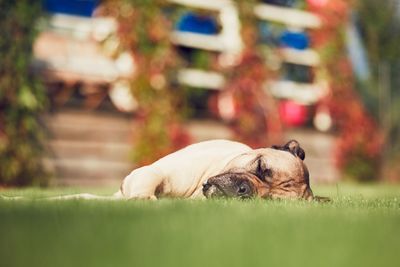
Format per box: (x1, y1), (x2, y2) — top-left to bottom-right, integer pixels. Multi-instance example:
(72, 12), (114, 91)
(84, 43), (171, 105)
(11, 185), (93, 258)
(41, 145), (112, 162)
(256, 159), (272, 182)
(238, 183), (250, 195)
(281, 181), (295, 189)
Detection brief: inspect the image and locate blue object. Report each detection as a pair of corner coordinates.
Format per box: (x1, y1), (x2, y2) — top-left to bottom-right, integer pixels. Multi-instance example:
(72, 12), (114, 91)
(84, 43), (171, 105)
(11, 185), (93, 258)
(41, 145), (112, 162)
(280, 31), (310, 50)
(44, 0), (100, 17)
(176, 12), (219, 35)
(346, 14), (370, 81)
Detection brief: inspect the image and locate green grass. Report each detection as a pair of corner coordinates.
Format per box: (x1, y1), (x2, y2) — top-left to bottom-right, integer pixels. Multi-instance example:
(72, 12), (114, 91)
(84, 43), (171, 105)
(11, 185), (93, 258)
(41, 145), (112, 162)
(1, 183), (400, 267)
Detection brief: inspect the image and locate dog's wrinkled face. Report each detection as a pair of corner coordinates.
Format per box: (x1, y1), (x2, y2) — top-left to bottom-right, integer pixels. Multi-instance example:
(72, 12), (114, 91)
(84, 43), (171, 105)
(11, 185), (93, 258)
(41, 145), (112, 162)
(202, 172), (263, 199)
(203, 140), (317, 200)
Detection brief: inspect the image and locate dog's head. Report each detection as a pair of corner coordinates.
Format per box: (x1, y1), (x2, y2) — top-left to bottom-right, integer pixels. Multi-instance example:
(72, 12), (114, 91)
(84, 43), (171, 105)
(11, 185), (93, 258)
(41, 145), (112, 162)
(203, 140), (326, 201)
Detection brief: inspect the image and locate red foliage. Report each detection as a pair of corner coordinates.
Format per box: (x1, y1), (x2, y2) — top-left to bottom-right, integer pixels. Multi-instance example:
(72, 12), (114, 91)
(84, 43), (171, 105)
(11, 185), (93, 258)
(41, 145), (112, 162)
(309, 0), (383, 179)
(220, 51), (283, 148)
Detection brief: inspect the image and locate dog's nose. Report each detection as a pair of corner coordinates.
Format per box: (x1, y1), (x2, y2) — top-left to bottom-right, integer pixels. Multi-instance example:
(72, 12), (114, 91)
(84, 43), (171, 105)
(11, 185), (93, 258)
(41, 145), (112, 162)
(202, 182), (212, 192)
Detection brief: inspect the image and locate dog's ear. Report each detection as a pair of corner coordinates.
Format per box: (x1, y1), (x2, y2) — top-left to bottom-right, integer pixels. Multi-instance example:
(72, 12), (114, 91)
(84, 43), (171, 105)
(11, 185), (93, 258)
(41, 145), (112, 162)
(285, 140), (305, 160)
(271, 140), (305, 160)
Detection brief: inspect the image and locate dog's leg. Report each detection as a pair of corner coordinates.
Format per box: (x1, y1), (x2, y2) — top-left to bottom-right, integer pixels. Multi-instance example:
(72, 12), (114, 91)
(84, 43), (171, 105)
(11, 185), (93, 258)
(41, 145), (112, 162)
(120, 165), (164, 200)
(0, 193), (123, 201)
(1, 166), (164, 201)
(0, 195), (24, 200)
(46, 193), (122, 200)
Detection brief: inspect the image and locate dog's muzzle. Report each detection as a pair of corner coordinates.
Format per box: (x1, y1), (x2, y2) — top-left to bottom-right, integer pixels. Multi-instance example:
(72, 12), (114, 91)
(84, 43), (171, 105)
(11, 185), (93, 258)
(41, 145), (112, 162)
(202, 181), (225, 198)
(202, 173), (257, 199)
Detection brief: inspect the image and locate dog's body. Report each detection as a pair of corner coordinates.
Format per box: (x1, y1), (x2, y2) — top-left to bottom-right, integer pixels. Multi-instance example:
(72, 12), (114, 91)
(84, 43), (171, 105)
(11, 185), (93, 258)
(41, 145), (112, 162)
(118, 140), (251, 199)
(118, 139), (314, 200)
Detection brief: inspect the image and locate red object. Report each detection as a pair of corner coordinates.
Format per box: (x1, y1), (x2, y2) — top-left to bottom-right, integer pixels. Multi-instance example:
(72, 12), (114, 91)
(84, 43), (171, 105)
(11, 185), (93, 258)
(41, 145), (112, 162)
(307, 0), (329, 8)
(279, 100), (308, 127)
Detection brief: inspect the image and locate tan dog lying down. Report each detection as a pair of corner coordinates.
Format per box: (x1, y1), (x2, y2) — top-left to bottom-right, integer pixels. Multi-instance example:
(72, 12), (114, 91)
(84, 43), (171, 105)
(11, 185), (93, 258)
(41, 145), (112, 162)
(12, 139), (324, 201)
(116, 139), (313, 200)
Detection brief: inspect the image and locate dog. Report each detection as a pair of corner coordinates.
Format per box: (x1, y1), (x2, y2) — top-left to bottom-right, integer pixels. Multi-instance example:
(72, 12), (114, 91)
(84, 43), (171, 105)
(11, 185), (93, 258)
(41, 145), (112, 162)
(117, 139), (320, 200)
(1, 139), (327, 201)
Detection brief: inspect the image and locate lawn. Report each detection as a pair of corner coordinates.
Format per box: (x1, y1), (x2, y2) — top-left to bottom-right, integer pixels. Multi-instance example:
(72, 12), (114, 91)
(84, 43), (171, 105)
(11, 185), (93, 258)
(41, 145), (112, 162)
(1, 183), (399, 267)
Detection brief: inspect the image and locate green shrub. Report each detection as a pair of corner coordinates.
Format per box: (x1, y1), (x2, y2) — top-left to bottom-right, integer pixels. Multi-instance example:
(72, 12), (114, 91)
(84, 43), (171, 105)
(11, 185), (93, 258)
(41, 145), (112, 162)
(0, 0), (48, 186)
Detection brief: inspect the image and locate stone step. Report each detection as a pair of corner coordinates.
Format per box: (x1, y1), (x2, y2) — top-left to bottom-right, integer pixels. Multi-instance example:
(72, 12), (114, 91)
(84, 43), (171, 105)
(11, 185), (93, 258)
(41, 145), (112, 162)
(45, 109), (134, 143)
(286, 129), (339, 182)
(45, 109), (132, 128)
(46, 157), (133, 184)
(285, 129), (336, 158)
(47, 140), (132, 163)
(43, 109), (339, 185)
(304, 157), (339, 183)
(186, 120), (233, 141)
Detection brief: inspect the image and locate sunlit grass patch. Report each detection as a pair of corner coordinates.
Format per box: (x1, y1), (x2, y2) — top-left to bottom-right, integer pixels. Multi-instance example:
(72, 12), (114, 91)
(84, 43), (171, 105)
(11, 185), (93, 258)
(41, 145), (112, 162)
(1, 183), (399, 267)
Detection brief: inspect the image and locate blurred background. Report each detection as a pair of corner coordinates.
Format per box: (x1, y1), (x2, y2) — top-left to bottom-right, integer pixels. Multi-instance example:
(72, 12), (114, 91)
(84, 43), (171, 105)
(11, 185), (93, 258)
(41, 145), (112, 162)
(1, 0), (399, 188)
